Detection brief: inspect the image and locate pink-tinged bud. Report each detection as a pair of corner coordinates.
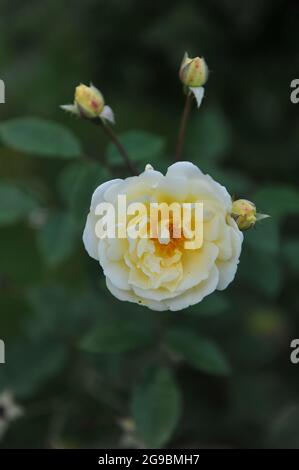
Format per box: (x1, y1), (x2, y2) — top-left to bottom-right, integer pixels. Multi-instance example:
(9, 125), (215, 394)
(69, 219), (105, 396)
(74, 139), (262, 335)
(179, 52), (209, 88)
(232, 199), (257, 231)
(61, 83), (115, 124)
(74, 84), (105, 118)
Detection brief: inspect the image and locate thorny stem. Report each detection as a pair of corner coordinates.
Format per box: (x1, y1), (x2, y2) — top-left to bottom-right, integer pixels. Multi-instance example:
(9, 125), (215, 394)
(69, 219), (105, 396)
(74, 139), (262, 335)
(98, 120), (137, 176)
(175, 92), (192, 162)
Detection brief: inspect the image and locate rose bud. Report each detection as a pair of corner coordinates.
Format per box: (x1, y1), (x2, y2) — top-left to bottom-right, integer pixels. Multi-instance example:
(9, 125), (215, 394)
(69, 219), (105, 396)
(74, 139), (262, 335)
(74, 83), (104, 118)
(179, 52), (209, 107)
(231, 199), (258, 231)
(179, 52), (209, 88)
(61, 83), (115, 123)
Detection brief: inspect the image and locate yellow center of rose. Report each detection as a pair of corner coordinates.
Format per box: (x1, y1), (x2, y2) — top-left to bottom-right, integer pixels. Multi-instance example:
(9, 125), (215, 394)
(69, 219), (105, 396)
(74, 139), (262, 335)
(152, 222), (186, 258)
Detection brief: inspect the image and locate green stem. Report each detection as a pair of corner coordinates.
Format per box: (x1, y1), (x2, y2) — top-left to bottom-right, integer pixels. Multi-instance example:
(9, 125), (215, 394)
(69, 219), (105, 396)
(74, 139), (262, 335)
(99, 121), (137, 175)
(175, 92), (192, 162)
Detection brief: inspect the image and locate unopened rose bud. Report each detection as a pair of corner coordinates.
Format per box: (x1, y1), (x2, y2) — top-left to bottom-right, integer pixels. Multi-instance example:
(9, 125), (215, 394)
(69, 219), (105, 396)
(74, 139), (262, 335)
(232, 199), (257, 231)
(74, 84), (104, 118)
(179, 52), (209, 88)
(61, 83), (115, 123)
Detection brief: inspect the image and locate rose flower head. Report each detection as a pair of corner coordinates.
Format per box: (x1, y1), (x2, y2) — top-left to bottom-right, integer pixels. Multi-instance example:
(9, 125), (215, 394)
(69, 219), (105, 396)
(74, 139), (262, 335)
(83, 162), (243, 311)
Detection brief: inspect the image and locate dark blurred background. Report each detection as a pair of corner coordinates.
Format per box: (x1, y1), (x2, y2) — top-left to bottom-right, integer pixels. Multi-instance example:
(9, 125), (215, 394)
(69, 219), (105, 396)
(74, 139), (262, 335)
(1, 0), (299, 449)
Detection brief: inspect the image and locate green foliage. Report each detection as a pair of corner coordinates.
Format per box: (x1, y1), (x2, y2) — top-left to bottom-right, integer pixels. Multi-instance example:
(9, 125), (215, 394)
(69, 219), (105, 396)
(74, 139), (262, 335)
(188, 291), (230, 316)
(186, 106), (232, 165)
(37, 212), (77, 268)
(107, 130), (165, 168)
(283, 240), (299, 273)
(0, 118), (81, 158)
(211, 168), (253, 196)
(165, 328), (231, 376)
(245, 219), (279, 255)
(241, 253), (282, 298)
(27, 285), (103, 338)
(0, 226), (43, 285)
(254, 185), (299, 220)
(0, 337), (68, 399)
(58, 162), (108, 225)
(267, 406), (299, 449)
(80, 318), (155, 353)
(131, 367), (182, 448)
(239, 219), (283, 298)
(0, 183), (39, 225)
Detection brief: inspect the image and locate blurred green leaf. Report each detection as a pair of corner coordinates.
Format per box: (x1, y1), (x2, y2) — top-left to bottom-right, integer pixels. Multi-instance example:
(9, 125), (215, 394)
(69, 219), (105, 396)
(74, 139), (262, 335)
(131, 367), (182, 448)
(165, 327), (231, 376)
(80, 318), (154, 353)
(189, 291), (230, 316)
(239, 250), (282, 298)
(106, 130), (165, 166)
(282, 239), (299, 274)
(239, 210), (281, 300)
(27, 285), (105, 338)
(186, 106), (232, 164)
(37, 212), (77, 267)
(230, 375), (289, 426)
(211, 168), (253, 196)
(247, 308), (286, 338)
(0, 337), (68, 399)
(267, 406), (299, 449)
(27, 285), (72, 336)
(0, 182), (39, 225)
(0, 117), (81, 158)
(254, 184), (299, 220)
(0, 292), (31, 338)
(0, 226), (43, 285)
(229, 315), (286, 369)
(245, 219), (279, 255)
(58, 162), (108, 224)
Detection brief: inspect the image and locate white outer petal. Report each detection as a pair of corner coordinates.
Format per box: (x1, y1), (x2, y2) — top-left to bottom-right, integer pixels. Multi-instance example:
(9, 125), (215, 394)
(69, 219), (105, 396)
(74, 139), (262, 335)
(190, 86), (205, 108)
(82, 179), (122, 260)
(60, 104), (79, 115)
(100, 105), (115, 124)
(166, 162), (232, 211)
(98, 241), (130, 291)
(167, 265), (219, 311)
(216, 223), (243, 290)
(106, 278), (168, 311)
(90, 179), (122, 210)
(131, 284), (180, 302)
(83, 214), (98, 260)
(166, 161), (204, 179)
(178, 243), (219, 291)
